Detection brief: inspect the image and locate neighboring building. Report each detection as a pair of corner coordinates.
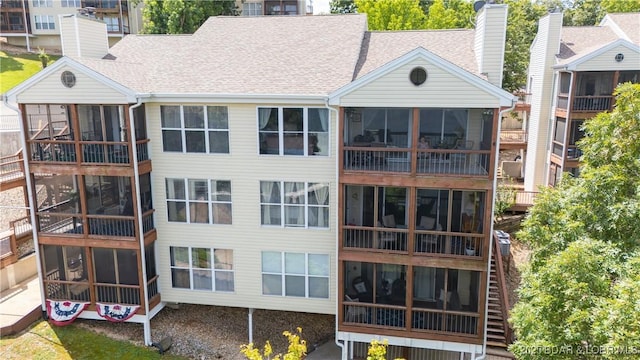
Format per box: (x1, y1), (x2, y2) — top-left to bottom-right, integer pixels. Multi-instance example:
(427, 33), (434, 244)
(238, 0), (309, 16)
(524, 12), (640, 191)
(0, 0), (142, 50)
(4, 6), (516, 359)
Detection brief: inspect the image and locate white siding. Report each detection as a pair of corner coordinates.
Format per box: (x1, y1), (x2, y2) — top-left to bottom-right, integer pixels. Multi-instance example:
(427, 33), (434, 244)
(474, 5), (508, 87)
(524, 13), (563, 192)
(574, 44), (640, 72)
(16, 65), (131, 104)
(148, 102), (337, 314)
(60, 15), (109, 58)
(341, 59), (502, 108)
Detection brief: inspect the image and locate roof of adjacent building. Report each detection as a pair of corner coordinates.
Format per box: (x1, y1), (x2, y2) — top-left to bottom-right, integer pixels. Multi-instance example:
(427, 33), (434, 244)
(604, 12), (640, 45)
(557, 12), (640, 66)
(71, 14), (490, 96)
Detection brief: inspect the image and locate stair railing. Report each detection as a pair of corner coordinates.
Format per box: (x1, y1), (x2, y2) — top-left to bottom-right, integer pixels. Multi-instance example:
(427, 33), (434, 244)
(492, 231), (513, 343)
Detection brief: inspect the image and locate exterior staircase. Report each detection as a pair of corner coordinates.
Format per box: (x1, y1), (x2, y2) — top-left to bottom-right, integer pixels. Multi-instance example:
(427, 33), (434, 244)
(486, 232), (513, 352)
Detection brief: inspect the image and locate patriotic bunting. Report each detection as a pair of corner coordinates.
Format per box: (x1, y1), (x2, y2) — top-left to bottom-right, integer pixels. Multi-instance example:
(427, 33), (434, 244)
(96, 303), (140, 322)
(46, 300), (89, 326)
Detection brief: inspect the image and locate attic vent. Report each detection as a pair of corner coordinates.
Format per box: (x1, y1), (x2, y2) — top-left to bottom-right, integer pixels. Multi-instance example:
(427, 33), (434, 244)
(61, 71), (76, 88)
(409, 67), (428, 86)
(615, 53), (624, 62)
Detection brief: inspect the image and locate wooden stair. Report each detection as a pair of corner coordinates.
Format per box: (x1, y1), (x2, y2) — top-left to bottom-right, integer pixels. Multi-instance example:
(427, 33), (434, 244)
(485, 234), (513, 350)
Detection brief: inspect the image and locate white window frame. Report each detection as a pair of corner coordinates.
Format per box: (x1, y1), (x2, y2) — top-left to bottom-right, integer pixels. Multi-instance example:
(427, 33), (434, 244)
(259, 181), (329, 228)
(257, 107), (330, 156)
(61, 0), (82, 7)
(160, 105), (230, 154)
(170, 246), (234, 292)
(261, 251), (329, 298)
(33, 0), (52, 7)
(242, 1), (263, 16)
(166, 178), (232, 225)
(34, 15), (55, 30)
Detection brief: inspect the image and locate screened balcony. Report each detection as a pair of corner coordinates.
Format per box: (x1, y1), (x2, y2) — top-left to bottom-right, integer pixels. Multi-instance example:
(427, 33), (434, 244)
(342, 108), (493, 177)
(342, 186), (486, 259)
(25, 104), (149, 165)
(341, 261), (482, 340)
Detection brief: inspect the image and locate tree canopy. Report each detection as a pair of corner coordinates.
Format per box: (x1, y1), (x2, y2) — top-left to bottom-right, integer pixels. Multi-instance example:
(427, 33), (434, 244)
(354, 0), (427, 30)
(510, 83), (640, 359)
(141, 0), (238, 34)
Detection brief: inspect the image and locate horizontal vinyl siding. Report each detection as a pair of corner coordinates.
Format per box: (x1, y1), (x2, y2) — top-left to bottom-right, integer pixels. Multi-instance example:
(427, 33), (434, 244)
(481, 7), (507, 87)
(59, 17), (79, 58)
(574, 45), (640, 72)
(341, 59), (501, 108)
(17, 65), (130, 104)
(148, 103), (337, 314)
(76, 19), (109, 58)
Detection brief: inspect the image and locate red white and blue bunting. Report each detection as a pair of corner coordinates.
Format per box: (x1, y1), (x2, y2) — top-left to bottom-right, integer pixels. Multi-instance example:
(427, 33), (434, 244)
(46, 300), (89, 326)
(96, 303), (140, 322)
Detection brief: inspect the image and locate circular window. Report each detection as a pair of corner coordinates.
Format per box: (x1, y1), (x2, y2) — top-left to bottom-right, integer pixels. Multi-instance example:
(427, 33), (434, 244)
(614, 53), (624, 62)
(61, 71), (76, 88)
(409, 67), (427, 86)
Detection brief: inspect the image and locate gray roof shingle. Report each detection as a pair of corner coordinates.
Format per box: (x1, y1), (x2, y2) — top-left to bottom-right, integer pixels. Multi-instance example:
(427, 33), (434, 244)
(606, 13), (640, 45)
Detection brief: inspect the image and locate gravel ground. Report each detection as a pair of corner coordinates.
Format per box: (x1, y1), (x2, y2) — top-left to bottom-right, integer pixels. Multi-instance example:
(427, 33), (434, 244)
(76, 304), (335, 360)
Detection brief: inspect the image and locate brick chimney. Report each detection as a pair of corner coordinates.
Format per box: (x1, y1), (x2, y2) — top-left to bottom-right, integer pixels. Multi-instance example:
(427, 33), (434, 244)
(59, 13), (109, 58)
(473, 3), (509, 88)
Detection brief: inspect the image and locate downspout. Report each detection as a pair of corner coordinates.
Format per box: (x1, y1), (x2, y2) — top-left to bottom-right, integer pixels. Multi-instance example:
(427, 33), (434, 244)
(21, 0), (30, 52)
(3, 96), (44, 315)
(128, 97), (152, 345)
(476, 100), (517, 360)
(324, 98), (346, 359)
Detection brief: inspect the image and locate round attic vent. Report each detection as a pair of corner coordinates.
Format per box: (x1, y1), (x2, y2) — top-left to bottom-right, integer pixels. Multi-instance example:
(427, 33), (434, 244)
(410, 67), (427, 86)
(61, 71), (76, 88)
(615, 53), (624, 62)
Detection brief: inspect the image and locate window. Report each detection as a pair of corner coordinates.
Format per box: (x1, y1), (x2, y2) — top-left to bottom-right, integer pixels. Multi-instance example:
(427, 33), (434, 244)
(33, 0), (52, 7)
(166, 178), (232, 224)
(242, 1), (262, 16)
(262, 252), (329, 298)
(258, 107), (329, 156)
(103, 17), (119, 32)
(61, 0), (81, 6)
(260, 181), (329, 228)
(161, 105), (230, 153)
(34, 15), (55, 30)
(170, 247), (234, 292)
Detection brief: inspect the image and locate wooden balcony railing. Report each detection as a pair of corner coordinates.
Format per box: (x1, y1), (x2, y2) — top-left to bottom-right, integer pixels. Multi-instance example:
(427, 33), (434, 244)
(28, 139), (150, 165)
(342, 226), (485, 259)
(343, 147), (490, 177)
(500, 130), (527, 144)
(95, 283), (141, 305)
(572, 95), (613, 112)
(147, 275), (159, 300)
(342, 301), (480, 337)
(0, 151), (24, 183)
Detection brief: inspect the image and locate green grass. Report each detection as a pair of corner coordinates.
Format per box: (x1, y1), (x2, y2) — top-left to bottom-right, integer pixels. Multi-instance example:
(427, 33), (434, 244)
(0, 51), (59, 94)
(0, 320), (187, 360)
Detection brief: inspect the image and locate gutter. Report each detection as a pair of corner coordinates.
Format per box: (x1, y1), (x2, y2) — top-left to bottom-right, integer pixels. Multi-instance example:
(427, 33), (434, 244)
(127, 97), (152, 345)
(324, 98), (346, 359)
(2, 95), (45, 315)
(478, 99), (517, 360)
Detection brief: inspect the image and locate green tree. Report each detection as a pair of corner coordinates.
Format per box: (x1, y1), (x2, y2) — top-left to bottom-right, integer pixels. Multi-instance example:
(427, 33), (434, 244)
(601, 0), (640, 13)
(355, 0), (427, 30)
(425, 0), (474, 29)
(330, 0), (357, 13)
(511, 84), (640, 359)
(494, 176), (517, 222)
(499, 0), (547, 92)
(141, 0), (238, 34)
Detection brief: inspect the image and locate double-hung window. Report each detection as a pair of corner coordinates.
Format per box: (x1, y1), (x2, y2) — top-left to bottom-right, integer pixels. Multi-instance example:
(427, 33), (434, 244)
(34, 15), (55, 30)
(242, 1), (262, 16)
(170, 247), (234, 291)
(61, 0), (81, 6)
(258, 107), (329, 156)
(161, 105), (230, 153)
(166, 178), (232, 224)
(260, 181), (329, 228)
(33, 0), (52, 7)
(261, 252), (329, 298)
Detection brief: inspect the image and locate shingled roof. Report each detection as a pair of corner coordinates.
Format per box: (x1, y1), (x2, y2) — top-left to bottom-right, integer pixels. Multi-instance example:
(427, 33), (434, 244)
(556, 26), (619, 65)
(71, 14), (493, 96)
(605, 13), (640, 45)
